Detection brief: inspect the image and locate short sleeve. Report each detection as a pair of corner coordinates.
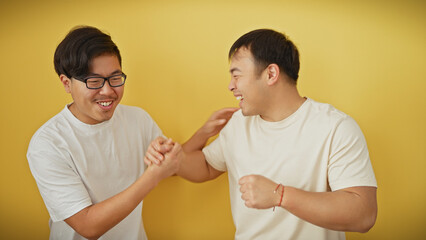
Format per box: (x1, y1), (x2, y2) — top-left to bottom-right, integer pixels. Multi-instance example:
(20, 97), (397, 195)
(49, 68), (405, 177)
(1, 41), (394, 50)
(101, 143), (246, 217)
(27, 135), (92, 222)
(202, 117), (236, 172)
(138, 109), (164, 154)
(328, 117), (377, 191)
(148, 117), (163, 143)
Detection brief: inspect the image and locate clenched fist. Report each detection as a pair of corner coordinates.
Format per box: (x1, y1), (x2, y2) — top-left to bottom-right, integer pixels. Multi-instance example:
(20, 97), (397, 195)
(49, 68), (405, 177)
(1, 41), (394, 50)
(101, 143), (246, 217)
(239, 174), (283, 209)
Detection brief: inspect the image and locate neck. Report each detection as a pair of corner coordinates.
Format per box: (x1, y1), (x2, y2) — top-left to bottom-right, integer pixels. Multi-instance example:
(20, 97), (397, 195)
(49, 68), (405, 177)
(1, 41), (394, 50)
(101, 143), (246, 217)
(260, 82), (306, 122)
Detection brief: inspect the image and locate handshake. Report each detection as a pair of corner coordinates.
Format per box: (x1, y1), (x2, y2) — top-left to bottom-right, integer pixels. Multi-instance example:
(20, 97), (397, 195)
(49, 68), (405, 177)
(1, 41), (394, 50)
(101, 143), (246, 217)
(144, 136), (183, 181)
(143, 107), (239, 183)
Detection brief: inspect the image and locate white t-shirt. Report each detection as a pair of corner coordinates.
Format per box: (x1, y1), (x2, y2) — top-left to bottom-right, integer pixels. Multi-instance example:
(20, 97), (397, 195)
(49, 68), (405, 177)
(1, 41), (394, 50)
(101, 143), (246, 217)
(27, 104), (162, 240)
(203, 98), (377, 240)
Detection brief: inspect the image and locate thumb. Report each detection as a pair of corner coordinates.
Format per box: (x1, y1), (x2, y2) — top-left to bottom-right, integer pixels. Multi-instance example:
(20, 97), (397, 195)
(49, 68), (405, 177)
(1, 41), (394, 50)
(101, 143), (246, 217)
(170, 142), (181, 154)
(166, 138), (174, 145)
(156, 136), (167, 144)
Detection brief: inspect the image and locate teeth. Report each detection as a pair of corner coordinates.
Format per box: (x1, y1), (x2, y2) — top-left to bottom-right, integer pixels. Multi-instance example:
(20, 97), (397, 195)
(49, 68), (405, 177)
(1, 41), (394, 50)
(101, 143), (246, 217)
(236, 96), (243, 101)
(99, 101), (112, 106)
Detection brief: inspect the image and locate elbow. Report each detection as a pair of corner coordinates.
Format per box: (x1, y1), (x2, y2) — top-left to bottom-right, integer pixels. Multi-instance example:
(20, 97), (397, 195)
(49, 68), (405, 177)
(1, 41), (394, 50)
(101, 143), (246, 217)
(77, 229), (103, 240)
(191, 179), (207, 183)
(354, 208), (377, 233)
(71, 224), (104, 240)
(65, 208), (107, 239)
(339, 204), (377, 233)
(358, 212), (377, 233)
(180, 175), (209, 183)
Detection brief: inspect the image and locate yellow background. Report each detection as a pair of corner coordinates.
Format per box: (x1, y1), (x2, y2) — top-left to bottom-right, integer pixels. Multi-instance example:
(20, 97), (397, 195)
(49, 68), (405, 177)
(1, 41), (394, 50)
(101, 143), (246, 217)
(1, 0), (425, 239)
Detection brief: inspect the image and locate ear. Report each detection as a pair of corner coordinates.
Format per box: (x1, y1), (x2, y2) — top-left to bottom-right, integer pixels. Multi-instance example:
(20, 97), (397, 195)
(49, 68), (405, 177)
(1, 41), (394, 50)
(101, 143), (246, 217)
(60, 74), (72, 93)
(266, 64), (280, 86)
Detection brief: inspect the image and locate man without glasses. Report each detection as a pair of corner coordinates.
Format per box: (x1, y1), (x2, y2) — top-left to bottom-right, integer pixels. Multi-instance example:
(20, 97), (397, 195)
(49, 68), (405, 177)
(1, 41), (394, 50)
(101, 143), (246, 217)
(147, 29), (378, 240)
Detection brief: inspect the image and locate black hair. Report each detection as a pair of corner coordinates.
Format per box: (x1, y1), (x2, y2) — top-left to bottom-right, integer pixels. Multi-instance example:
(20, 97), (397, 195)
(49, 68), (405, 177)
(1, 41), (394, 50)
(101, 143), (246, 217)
(54, 26), (121, 79)
(229, 29), (300, 82)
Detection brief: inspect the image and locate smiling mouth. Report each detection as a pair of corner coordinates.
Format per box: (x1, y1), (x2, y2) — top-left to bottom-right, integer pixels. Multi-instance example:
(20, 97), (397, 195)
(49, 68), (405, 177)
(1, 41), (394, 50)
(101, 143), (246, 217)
(236, 96), (244, 101)
(98, 101), (112, 106)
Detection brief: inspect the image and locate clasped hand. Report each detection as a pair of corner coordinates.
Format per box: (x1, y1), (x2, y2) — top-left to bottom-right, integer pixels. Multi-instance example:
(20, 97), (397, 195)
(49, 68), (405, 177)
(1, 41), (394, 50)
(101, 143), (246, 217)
(144, 137), (182, 180)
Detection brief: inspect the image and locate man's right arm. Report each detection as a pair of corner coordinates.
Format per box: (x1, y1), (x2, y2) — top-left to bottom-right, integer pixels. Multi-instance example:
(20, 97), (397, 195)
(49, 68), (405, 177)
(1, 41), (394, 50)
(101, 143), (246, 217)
(177, 150), (223, 183)
(64, 143), (181, 239)
(64, 168), (159, 239)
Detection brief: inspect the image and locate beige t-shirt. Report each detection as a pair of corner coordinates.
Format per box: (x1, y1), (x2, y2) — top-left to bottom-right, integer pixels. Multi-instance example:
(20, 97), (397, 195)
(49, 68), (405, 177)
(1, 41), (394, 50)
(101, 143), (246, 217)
(203, 98), (377, 240)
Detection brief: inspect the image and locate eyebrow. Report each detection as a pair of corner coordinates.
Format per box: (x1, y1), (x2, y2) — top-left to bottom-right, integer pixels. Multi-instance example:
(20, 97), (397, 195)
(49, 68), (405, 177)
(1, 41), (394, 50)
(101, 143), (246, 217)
(87, 70), (123, 77)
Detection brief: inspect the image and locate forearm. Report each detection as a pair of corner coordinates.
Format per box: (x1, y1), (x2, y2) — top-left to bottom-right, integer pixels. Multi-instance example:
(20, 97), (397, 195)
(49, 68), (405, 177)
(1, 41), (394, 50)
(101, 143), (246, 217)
(182, 107), (238, 152)
(65, 170), (159, 239)
(177, 150), (222, 182)
(182, 129), (209, 152)
(281, 186), (377, 232)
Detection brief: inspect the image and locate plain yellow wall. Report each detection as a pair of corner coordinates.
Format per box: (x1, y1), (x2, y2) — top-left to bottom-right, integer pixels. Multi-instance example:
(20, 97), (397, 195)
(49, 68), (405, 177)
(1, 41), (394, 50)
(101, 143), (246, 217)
(1, 0), (425, 239)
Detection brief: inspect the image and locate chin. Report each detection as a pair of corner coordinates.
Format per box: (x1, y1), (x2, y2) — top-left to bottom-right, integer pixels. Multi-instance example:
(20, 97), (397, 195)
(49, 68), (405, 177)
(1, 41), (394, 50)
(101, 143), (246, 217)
(95, 112), (115, 123)
(241, 108), (256, 117)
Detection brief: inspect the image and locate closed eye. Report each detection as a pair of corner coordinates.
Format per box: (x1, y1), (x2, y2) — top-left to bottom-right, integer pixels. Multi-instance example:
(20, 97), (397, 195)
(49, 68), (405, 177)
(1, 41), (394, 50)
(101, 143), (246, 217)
(86, 78), (103, 83)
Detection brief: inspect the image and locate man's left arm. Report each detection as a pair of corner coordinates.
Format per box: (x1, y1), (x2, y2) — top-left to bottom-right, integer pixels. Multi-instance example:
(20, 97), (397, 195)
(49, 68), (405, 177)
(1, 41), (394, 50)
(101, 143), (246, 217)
(239, 116), (377, 233)
(239, 175), (377, 233)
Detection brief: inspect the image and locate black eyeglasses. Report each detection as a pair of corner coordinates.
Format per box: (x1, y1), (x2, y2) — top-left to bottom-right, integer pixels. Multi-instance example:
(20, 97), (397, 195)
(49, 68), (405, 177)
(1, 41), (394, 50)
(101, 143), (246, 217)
(74, 73), (127, 89)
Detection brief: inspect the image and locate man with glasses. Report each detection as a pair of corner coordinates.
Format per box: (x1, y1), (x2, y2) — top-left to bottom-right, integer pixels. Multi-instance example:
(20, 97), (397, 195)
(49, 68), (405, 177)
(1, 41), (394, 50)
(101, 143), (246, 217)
(27, 26), (236, 240)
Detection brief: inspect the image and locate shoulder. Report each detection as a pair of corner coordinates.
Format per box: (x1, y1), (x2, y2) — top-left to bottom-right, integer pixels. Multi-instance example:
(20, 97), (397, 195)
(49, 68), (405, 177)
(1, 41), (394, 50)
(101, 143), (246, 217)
(27, 110), (73, 168)
(305, 98), (353, 128)
(306, 99), (365, 141)
(29, 109), (69, 148)
(307, 99), (348, 119)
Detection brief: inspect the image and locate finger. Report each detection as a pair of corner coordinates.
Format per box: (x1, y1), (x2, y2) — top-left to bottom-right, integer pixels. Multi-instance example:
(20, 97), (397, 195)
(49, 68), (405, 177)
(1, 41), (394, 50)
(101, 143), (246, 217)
(146, 151), (161, 165)
(148, 146), (164, 161)
(238, 176), (247, 185)
(216, 107), (239, 118)
(158, 144), (173, 154)
(239, 185), (245, 193)
(158, 138), (174, 153)
(154, 136), (167, 146)
(153, 145), (170, 156)
(166, 138), (174, 145)
(217, 107), (239, 114)
(143, 156), (152, 166)
(241, 192), (249, 202)
(209, 108), (238, 121)
(152, 141), (161, 152)
(239, 174), (256, 184)
(212, 119), (227, 126)
(152, 136), (168, 152)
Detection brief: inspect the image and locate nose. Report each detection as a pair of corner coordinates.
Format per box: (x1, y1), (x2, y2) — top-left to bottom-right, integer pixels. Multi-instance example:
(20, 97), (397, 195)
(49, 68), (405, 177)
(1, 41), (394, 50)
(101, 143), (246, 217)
(99, 81), (115, 95)
(228, 78), (236, 92)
